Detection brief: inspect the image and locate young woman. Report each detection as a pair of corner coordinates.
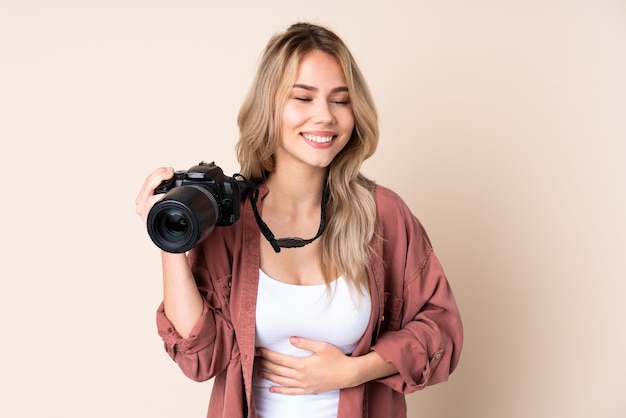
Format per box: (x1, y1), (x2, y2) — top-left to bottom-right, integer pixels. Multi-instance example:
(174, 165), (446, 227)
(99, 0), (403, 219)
(136, 22), (463, 418)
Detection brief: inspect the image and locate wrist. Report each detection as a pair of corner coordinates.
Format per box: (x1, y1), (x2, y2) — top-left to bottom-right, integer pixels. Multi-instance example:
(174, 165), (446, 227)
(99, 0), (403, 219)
(350, 351), (398, 387)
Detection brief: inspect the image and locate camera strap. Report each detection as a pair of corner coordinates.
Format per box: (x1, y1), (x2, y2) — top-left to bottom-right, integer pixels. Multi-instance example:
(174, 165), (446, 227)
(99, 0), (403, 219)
(248, 183), (328, 253)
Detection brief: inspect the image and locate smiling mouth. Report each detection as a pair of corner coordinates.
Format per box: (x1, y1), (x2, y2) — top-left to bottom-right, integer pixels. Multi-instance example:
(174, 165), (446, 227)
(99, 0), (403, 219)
(302, 133), (335, 143)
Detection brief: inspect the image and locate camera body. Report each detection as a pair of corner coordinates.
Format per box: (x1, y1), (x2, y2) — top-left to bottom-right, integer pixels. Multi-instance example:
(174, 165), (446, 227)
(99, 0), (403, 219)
(147, 161), (244, 253)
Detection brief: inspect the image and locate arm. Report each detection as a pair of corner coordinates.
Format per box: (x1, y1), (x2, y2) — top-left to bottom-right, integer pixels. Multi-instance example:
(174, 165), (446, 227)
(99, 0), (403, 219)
(255, 337), (398, 395)
(154, 242), (238, 383)
(257, 254), (463, 396)
(371, 250), (463, 393)
(368, 185), (463, 393)
(137, 167), (236, 382)
(161, 251), (203, 338)
(254, 263), (461, 397)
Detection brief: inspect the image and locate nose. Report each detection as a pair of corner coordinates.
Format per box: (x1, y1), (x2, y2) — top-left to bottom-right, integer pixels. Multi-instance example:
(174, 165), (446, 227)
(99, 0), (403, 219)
(312, 101), (336, 124)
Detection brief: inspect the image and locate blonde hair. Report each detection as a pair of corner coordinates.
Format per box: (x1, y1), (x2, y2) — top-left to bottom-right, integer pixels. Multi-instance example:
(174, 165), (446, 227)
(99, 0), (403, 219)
(236, 22), (379, 290)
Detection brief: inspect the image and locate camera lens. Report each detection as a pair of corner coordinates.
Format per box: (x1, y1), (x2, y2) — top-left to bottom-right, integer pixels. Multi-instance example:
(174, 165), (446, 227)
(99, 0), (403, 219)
(160, 209), (189, 238)
(147, 185), (219, 253)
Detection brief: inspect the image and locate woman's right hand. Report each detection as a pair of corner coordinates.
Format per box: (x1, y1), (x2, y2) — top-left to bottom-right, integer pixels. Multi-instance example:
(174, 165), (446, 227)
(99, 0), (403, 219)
(135, 167), (174, 224)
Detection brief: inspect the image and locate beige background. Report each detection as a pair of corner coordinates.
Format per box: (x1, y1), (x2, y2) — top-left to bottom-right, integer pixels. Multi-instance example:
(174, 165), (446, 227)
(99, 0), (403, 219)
(1, 1), (625, 417)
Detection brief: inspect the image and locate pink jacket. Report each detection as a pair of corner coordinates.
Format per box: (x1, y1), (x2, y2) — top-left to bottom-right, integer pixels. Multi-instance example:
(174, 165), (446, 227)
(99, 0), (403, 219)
(156, 183), (463, 417)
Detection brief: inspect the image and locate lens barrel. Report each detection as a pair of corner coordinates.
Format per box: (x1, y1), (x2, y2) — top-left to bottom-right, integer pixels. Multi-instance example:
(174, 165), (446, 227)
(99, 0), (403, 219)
(147, 185), (219, 253)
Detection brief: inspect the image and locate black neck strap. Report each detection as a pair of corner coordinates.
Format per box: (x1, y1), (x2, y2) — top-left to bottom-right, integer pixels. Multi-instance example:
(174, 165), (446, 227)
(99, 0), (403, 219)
(248, 184), (329, 253)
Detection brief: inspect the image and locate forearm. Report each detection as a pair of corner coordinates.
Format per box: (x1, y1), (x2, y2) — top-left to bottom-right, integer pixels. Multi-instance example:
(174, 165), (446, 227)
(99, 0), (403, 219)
(350, 350), (399, 387)
(161, 251), (204, 338)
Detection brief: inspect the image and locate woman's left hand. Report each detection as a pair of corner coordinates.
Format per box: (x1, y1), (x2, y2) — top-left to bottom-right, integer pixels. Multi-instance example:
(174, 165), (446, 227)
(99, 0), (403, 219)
(255, 337), (357, 395)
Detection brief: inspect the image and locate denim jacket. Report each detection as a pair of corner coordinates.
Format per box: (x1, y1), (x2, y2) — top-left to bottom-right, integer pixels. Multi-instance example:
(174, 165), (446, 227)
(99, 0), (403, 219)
(156, 183), (463, 417)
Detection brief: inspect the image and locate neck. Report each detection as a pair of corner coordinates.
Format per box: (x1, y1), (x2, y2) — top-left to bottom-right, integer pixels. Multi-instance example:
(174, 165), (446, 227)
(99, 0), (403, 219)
(265, 167), (328, 206)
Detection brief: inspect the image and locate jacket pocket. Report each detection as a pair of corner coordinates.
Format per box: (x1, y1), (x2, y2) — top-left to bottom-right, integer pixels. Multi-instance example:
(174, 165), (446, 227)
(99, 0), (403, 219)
(381, 292), (404, 332)
(216, 275), (233, 306)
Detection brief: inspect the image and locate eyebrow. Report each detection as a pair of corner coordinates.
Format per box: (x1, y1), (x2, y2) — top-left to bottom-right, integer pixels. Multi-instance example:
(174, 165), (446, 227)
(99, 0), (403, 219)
(293, 84), (349, 93)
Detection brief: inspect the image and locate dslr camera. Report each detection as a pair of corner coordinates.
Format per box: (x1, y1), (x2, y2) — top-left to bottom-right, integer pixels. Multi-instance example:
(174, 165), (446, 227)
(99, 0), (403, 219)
(147, 161), (247, 253)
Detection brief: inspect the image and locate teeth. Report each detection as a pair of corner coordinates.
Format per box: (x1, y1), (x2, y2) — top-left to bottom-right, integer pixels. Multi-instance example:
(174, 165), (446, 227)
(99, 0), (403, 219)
(304, 134), (334, 143)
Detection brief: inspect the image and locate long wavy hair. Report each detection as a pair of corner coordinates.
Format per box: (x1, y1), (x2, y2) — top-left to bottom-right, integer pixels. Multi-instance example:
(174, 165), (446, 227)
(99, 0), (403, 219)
(236, 22), (379, 290)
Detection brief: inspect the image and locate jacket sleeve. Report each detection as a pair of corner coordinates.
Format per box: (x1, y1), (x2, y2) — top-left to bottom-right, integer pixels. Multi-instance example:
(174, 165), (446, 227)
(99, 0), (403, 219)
(155, 252), (238, 383)
(370, 187), (463, 394)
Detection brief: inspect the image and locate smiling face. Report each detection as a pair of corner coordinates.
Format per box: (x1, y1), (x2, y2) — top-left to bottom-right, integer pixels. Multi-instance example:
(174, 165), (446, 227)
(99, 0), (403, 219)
(275, 50), (355, 174)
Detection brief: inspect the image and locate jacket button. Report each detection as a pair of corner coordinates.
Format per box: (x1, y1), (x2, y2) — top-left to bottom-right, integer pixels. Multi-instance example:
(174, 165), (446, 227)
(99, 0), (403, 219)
(434, 353), (443, 360)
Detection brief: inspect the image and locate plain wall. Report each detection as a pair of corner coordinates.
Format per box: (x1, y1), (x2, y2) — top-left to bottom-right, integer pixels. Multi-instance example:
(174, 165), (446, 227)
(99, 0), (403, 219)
(1, 1), (625, 417)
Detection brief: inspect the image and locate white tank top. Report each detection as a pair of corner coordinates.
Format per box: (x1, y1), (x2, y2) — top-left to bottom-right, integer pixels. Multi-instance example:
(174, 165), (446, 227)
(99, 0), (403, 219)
(253, 269), (371, 418)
